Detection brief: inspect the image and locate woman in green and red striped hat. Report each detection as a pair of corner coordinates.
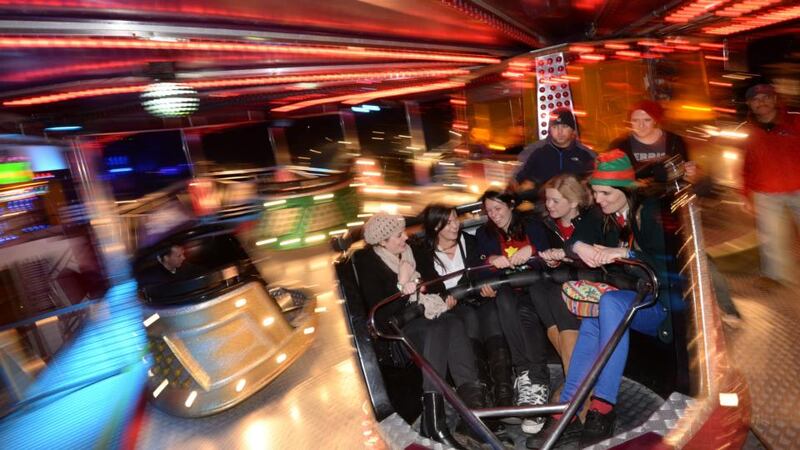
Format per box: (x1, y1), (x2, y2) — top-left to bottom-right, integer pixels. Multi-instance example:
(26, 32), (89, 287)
(536, 149), (680, 448)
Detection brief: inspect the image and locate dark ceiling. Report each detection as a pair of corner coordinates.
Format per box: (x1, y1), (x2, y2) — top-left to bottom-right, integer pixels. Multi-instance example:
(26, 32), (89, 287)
(0, 0), (797, 132)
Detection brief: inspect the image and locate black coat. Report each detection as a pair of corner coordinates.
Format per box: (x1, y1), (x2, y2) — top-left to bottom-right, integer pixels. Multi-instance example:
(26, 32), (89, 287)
(411, 232), (487, 295)
(474, 215), (550, 268)
(565, 200), (677, 343)
(352, 246), (408, 331)
(541, 208), (593, 250)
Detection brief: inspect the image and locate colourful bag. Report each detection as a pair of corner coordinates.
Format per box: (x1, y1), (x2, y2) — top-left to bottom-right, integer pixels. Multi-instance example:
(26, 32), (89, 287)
(561, 280), (618, 317)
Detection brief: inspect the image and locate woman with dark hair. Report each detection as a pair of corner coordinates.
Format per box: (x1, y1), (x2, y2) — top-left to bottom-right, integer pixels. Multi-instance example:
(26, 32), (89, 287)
(474, 190), (552, 435)
(353, 212), (484, 448)
(540, 150), (679, 448)
(412, 204), (514, 410)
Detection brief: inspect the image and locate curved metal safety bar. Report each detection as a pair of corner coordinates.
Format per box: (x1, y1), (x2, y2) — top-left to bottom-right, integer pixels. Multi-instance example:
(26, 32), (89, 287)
(367, 263), (502, 449)
(366, 258), (658, 450)
(540, 257), (659, 450)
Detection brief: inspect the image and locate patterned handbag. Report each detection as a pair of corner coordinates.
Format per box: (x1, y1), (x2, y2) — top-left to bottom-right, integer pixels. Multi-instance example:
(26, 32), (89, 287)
(561, 280), (618, 317)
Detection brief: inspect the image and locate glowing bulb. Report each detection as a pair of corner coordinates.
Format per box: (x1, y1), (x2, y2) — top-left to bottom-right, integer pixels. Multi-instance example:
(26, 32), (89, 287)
(141, 82), (199, 118)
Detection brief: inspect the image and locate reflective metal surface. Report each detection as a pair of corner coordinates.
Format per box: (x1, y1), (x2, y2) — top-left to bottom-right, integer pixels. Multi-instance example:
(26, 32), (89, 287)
(136, 246), (386, 449)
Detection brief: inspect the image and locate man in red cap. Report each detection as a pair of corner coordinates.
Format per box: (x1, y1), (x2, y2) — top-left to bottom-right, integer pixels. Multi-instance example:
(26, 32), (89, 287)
(740, 83), (800, 288)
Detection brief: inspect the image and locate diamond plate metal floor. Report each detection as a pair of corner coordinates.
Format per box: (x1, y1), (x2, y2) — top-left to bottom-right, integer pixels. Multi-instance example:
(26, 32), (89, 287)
(702, 191), (800, 450)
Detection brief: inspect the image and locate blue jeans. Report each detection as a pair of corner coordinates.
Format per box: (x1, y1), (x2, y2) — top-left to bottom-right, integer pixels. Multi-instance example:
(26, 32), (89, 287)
(559, 290), (667, 404)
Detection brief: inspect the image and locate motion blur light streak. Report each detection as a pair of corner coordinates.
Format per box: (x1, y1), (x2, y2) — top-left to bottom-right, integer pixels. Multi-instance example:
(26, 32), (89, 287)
(715, 0), (782, 17)
(665, 0), (733, 23)
(704, 4), (800, 34)
(0, 281), (147, 449)
(274, 81), (463, 112)
(0, 36), (501, 63)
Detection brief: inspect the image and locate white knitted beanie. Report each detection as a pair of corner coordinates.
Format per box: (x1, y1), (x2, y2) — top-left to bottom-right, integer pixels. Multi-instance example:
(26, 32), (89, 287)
(363, 212), (405, 245)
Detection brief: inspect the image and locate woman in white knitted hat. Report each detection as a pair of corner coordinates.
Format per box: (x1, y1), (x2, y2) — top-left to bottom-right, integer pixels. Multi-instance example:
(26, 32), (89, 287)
(353, 212), (484, 448)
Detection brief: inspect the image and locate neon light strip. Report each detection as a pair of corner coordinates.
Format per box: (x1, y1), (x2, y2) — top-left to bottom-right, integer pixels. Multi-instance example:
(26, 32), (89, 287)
(715, 0), (781, 17)
(3, 68), (469, 106)
(273, 81), (464, 112)
(0, 37), (501, 64)
(703, 5), (800, 34)
(665, 0), (734, 23)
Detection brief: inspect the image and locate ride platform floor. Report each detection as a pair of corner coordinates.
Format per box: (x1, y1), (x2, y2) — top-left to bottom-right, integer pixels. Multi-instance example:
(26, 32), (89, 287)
(701, 193), (799, 449)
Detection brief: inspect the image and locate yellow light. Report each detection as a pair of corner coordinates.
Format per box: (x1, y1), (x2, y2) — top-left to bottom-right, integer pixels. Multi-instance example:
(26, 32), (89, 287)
(315, 306), (328, 313)
(143, 313), (160, 328)
(313, 193), (334, 201)
(153, 379), (169, 398)
(185, 390), (198, 408)
(234, 298), (247, 308)
(328, 229), (347, 235)
(355, 159), (375, 166)
(279, 238), (301, 246)
(469, 184), (480, 194)
(304, 327), (316, 335)
(362, 187), (420, 195)
(349, 183), (366, 187)
(236, 379), (247, 393)
(680, 104), (713, 112)
(276, 353), (287, 363)
(304, 234), (326, 243)
(722, 151), (739, 160)
(346, 221), (364, 227)
(718, 130), (748, 139)
(488, 144), (506, 151)
(256, 238), (277, 246)
(263, 199), (286, 208)
(262, 317), (275, 327)
(719, 392), (739, 407)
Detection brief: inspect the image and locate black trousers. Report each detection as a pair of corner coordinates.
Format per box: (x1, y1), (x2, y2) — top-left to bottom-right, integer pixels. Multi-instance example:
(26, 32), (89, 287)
(453, 299), (504, 341)
(528, 279), (580, 331)
(494, 286), (550, 385)
(403, 311), (478, 392)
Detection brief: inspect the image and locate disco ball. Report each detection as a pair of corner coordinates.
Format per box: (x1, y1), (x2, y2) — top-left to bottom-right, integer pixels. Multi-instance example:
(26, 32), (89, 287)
(141, 82), (200, 118)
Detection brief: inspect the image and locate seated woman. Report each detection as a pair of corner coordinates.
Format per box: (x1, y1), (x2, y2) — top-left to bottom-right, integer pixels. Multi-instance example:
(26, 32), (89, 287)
(352, 212), (484, 448)
(534, 174), (592, 375)
(412, 204), (514, 409)
(546, 150), (679, 447)
(474, 190), (551, 435)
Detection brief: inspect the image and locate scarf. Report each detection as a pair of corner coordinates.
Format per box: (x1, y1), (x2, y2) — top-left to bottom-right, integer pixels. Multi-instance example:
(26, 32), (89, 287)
(373, 245), (448, 319)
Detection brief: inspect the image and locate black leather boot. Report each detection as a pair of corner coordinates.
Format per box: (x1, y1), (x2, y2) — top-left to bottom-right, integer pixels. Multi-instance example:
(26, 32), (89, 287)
(485, 336), (514, 407)
(471, 339), (493, 405)
(456, 381), (488, 410)
(420, 392), (465, 449)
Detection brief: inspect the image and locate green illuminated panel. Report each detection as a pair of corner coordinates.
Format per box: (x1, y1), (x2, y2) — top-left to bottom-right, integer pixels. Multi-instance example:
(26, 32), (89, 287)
(0, 162), (33, 185)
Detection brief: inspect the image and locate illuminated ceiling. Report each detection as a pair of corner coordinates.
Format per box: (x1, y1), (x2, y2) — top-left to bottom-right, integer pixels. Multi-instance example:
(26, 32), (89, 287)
(0, 0), (797, 131)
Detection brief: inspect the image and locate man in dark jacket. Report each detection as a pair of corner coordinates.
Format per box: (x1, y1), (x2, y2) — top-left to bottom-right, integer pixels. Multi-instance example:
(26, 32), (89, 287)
(514, 108), (596, 191)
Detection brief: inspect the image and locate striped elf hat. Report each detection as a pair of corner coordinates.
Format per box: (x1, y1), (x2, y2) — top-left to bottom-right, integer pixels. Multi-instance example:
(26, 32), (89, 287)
(590, 149), (637, 188)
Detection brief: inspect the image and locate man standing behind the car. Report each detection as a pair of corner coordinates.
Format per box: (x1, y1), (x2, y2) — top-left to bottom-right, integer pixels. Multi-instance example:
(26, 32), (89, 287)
(740, 83), (800, 289)
(514, 108), (596, 192)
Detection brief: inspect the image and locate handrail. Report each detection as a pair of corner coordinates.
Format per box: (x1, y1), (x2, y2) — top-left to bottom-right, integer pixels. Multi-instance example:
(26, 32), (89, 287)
(366, 257), (658, 450)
